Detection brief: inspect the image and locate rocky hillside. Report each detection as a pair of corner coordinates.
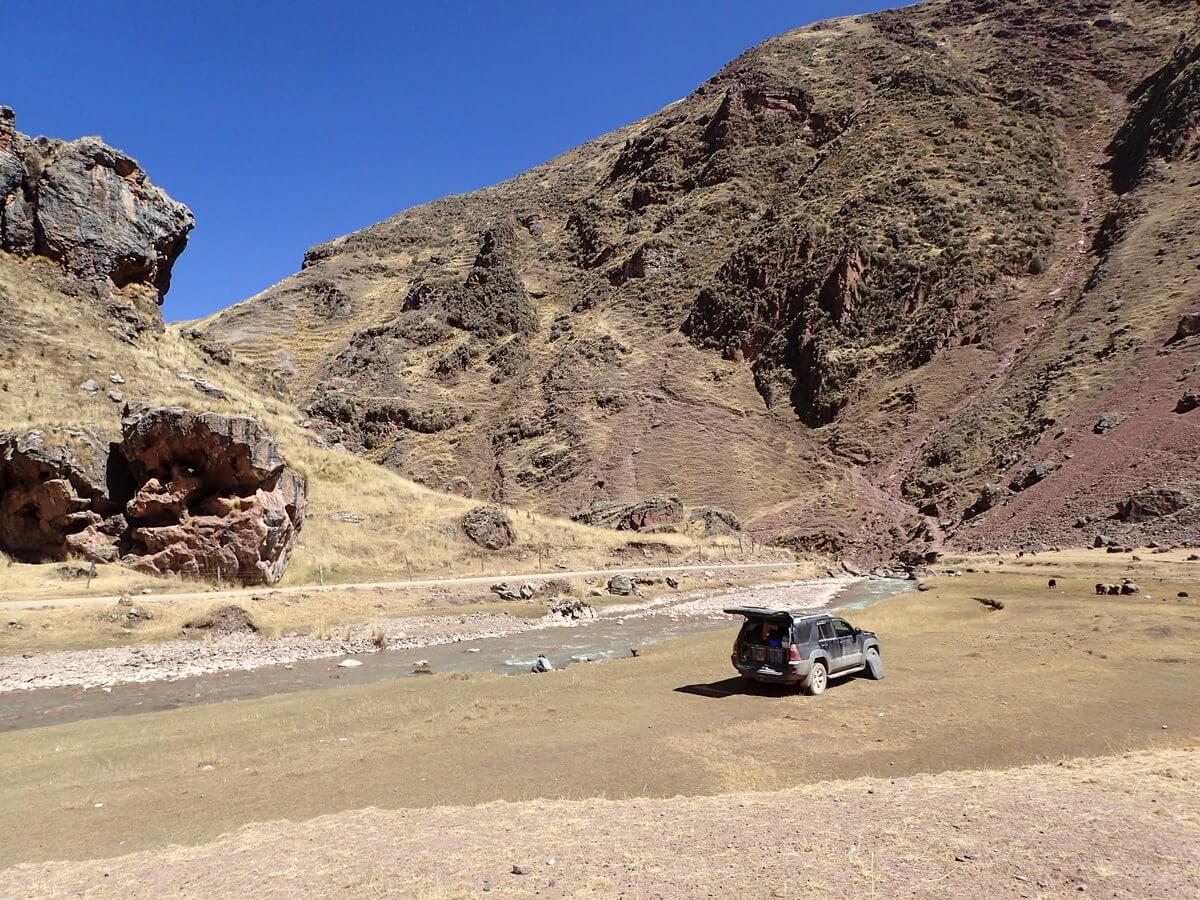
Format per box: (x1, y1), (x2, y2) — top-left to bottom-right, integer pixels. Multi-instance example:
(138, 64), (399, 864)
(0, 115), (722, 586)
(0, 107), (193, 338)
(200, 0), (1199, 562)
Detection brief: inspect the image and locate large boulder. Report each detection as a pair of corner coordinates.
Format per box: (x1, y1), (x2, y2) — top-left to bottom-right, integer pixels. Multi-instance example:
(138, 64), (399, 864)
(1009, 459), (1060, 492)
(963, 482), (1011, 519)
(0, 106), (193, 301)
(0, 407), (307, 584)
(462, 506), (516, 550)
(118, 406), (307, 584)
(1117, 487), (1192, 523)
(1172, 312), (1200, 342)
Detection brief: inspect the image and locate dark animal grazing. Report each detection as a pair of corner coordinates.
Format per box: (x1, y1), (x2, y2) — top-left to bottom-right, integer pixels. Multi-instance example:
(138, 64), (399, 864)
(1048, 578), (1057, 589)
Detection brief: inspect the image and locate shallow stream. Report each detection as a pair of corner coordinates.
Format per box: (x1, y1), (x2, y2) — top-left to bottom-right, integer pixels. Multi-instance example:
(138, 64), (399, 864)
(0, 578), (912, 732)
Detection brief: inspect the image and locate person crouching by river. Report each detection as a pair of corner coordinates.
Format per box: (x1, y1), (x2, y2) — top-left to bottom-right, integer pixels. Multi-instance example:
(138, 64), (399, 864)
(531, 654), (553, 673)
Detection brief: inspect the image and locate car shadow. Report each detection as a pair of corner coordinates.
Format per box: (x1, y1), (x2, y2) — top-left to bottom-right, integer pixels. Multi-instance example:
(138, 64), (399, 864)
(675, 674), (864, 699)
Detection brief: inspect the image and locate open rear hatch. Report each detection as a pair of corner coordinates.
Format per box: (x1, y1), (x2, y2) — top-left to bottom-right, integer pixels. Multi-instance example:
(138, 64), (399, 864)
(725, 607), (795, 672)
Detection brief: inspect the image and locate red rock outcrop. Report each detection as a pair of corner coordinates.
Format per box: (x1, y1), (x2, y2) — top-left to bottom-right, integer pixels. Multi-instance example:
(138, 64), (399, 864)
(0, 407), (306, 585)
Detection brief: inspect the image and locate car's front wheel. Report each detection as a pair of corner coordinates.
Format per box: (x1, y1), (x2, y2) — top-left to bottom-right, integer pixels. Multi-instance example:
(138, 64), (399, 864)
(801, 661), (828, 696)
(865, 647), (884, 680)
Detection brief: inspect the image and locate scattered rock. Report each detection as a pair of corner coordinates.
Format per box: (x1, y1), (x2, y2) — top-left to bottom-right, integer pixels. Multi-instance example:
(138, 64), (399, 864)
(1009, 459), (1060, 492)
(973, 597), (1004, 611)
(666, 576), (680, 589)
(963, 483), (1011, 519)
(511, 865), (529, 876)
(462, 506), (516, 550)
(1171, 312), (1200, 342)
(107, 391), (124, 403)
(1176, 389), (1199, 414)
(97, 597), (152, 626)
(607, 574), (636, 596)
(443, 476), (472, 498)
(1117, 487), (1192, 522)
(79, 379), (99, 393)
(110, 374), (125, 385)
(1093, 413), (1122, 434)
(546, 598), (597, 621)
(330, 512), (364, 524)
(183, 605), (257, 636)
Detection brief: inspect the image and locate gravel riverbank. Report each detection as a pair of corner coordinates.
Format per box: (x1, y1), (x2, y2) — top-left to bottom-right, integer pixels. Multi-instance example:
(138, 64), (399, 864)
(0, 577), (855, 693)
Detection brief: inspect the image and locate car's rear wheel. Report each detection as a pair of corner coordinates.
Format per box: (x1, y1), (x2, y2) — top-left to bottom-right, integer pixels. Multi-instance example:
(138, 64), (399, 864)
(802, 661), (827, 695)
(865, 647), (884, 680)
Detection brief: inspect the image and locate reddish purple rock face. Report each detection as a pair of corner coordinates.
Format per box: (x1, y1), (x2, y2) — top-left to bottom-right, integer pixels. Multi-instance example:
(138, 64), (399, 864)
(0, 406), (307, 585)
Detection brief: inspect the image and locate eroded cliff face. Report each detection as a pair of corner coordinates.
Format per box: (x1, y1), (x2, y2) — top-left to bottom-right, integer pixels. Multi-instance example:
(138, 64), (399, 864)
(0, 106), (193, 319)
(0, 406), (307, 585)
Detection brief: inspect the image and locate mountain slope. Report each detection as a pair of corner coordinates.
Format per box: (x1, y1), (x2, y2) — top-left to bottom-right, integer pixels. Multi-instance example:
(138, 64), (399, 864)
(0, 108), (735, 587)
(202, 0), (1200, 560)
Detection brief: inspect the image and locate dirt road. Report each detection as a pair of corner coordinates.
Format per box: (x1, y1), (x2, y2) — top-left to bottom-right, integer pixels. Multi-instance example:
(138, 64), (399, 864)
(0, 561), (801, 613)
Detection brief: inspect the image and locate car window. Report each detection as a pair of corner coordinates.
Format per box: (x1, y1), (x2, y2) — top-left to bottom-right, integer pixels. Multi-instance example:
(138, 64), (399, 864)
(832, 619), (855, 638)
(817, 622), (835, 641)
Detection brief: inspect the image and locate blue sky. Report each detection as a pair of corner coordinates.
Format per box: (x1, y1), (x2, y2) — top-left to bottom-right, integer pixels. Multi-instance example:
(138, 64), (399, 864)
(3, 1), (898, 321)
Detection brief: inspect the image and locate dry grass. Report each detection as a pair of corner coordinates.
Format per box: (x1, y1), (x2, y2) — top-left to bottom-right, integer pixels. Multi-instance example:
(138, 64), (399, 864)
(0, 253), (769, 598)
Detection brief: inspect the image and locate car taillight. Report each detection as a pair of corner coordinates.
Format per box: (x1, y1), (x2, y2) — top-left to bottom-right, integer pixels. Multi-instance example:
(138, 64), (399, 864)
(788, 644), (801, 662)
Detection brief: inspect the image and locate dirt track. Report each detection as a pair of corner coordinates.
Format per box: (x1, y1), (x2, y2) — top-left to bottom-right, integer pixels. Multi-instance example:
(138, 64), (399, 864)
(3, 748), (1197, 898)
(0, 561), (800, 613)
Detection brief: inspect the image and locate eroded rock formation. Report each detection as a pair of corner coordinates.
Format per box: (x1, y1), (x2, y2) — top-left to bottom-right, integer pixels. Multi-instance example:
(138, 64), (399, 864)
(0, 406), (306, 584)
(572, 496), (685, 532)
(0, 106), (193, 301)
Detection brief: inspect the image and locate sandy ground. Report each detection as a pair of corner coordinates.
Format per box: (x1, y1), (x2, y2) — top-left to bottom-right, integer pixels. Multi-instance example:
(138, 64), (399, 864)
(0, 551), (1196, 871)
(3, 747), (1197, 898)
(0, 578), (849, 692)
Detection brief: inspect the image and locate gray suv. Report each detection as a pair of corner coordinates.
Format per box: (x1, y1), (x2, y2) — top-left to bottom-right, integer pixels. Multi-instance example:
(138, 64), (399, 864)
(725, 606), (883, 695)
